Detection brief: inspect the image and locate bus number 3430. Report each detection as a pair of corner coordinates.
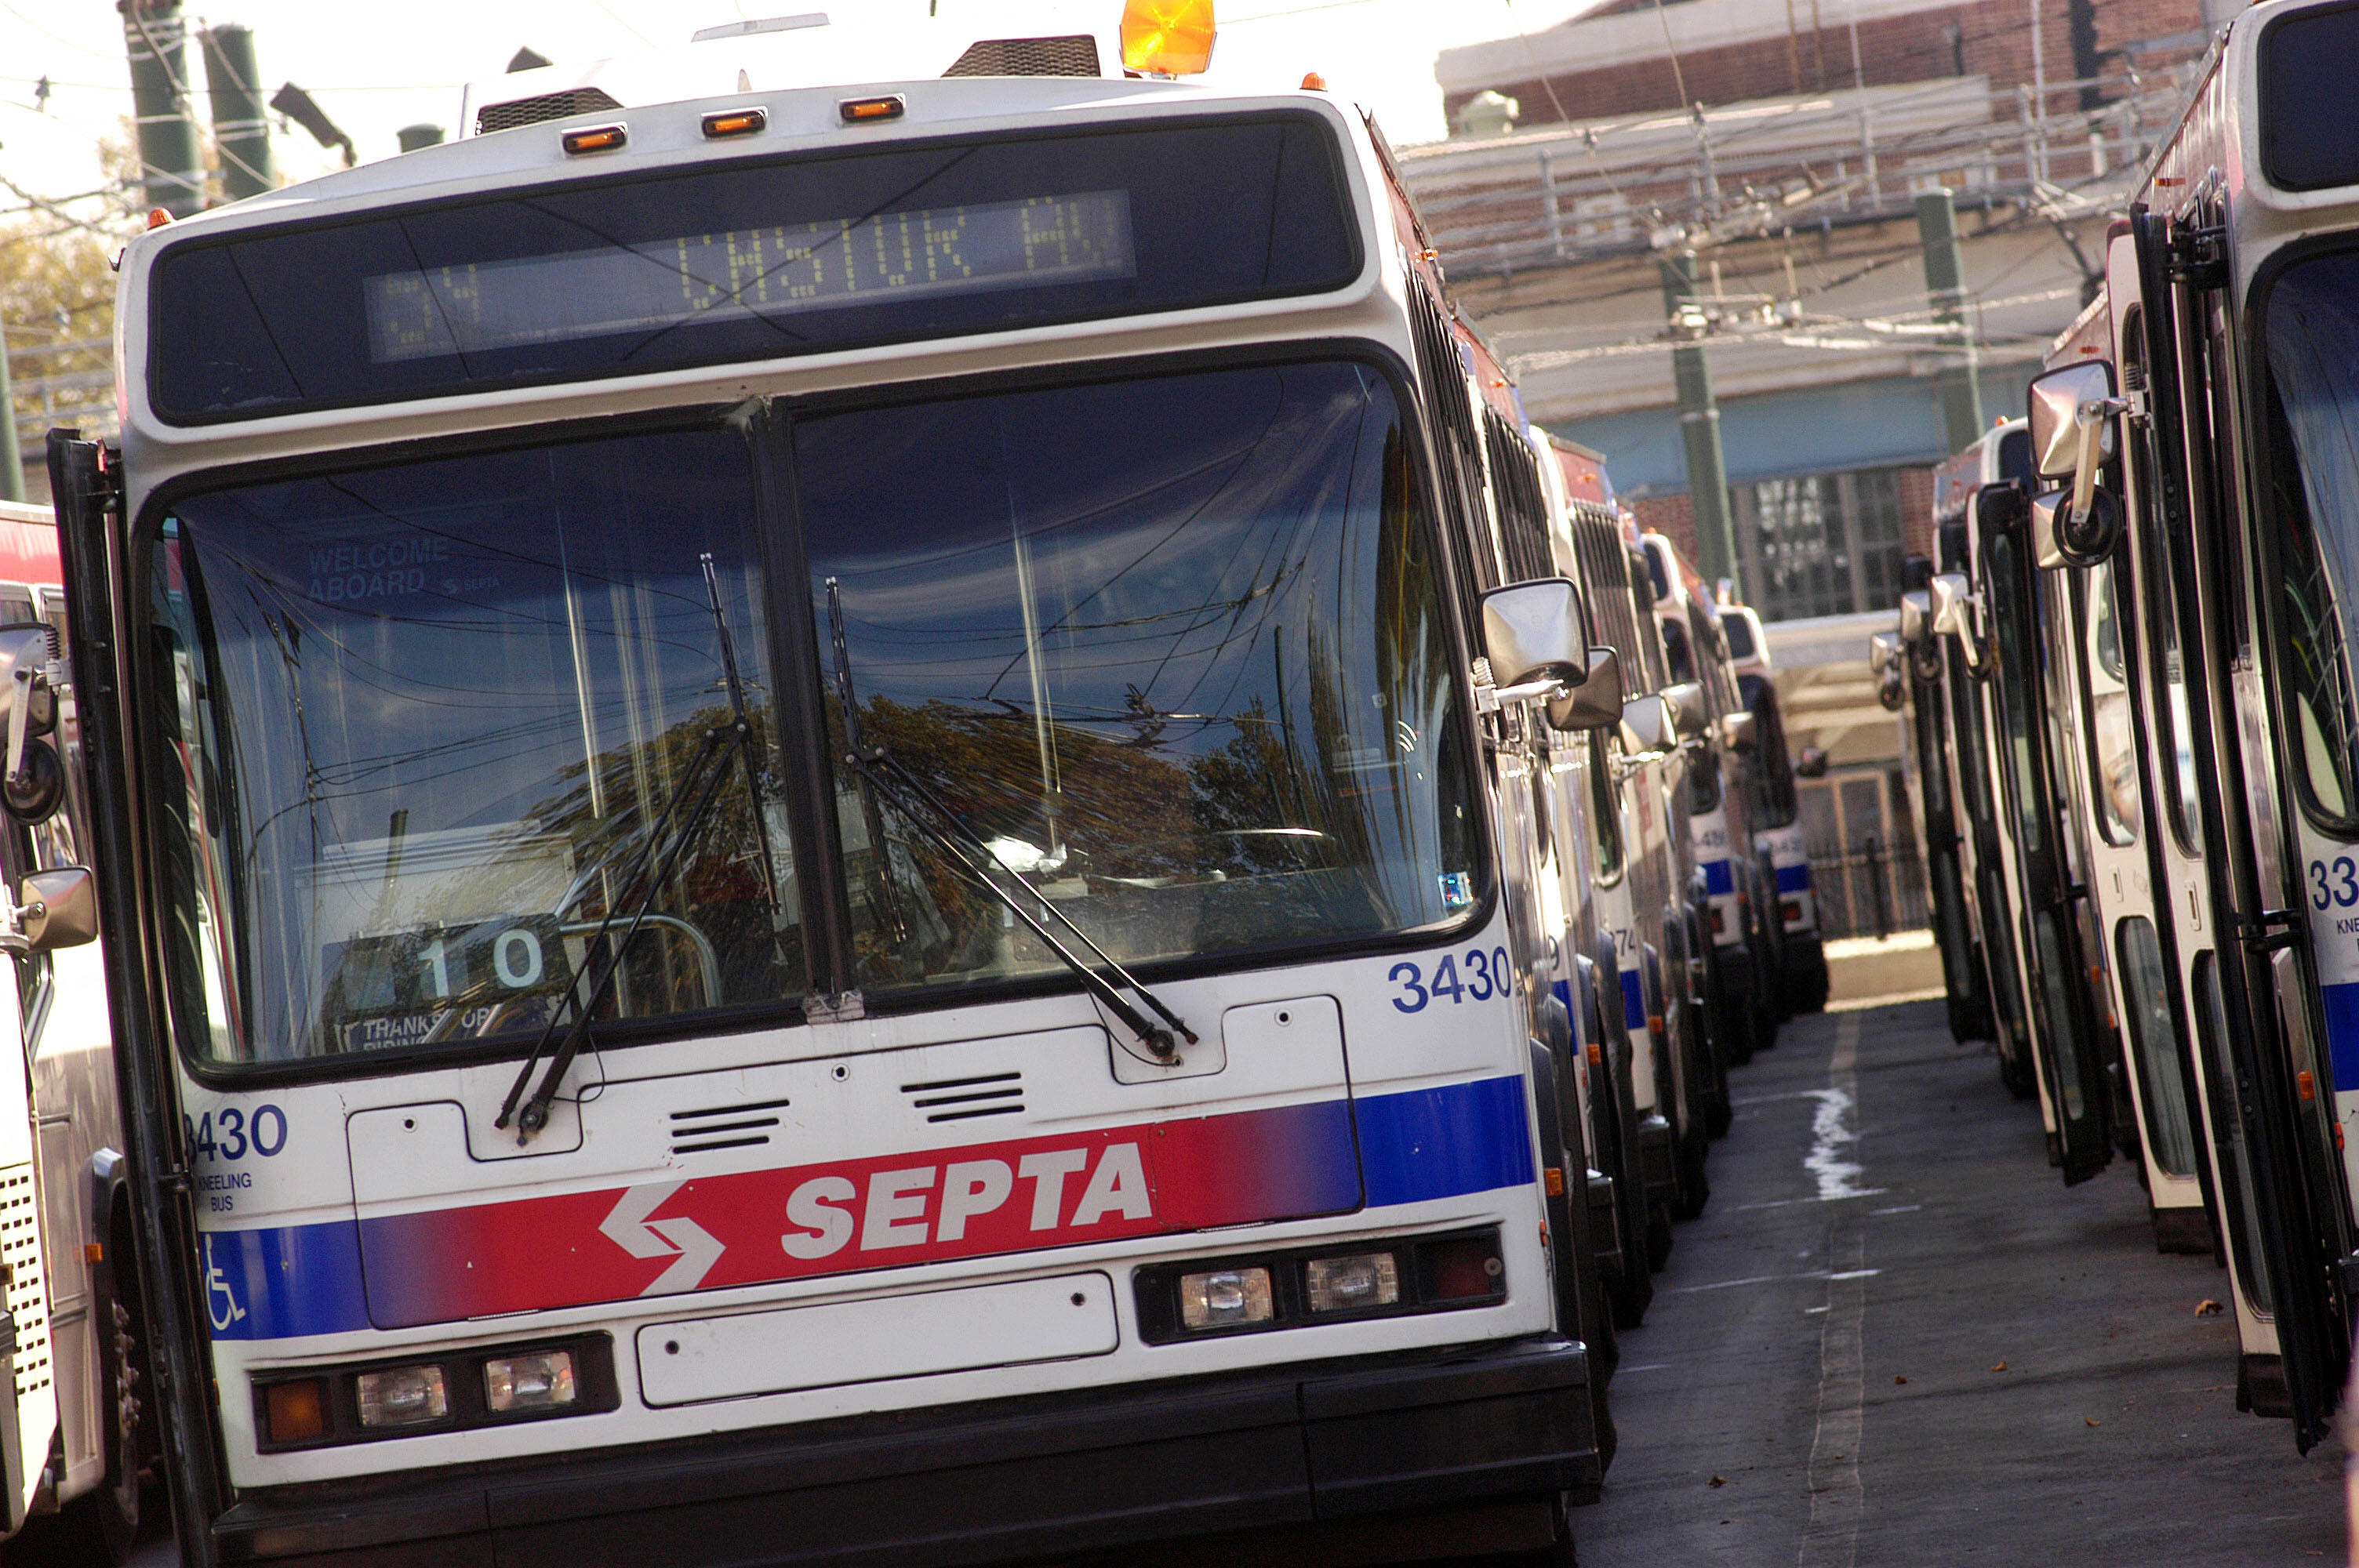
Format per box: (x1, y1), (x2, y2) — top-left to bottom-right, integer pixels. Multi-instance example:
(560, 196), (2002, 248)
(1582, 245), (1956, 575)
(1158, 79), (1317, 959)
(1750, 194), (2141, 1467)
(1390, 949), (1515, 1012)
(184, 1105), (290, 1163)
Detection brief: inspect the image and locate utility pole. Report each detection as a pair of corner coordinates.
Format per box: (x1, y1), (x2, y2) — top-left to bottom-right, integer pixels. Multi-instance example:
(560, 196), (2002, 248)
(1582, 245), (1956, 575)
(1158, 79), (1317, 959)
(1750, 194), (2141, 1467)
(1915, 188), (1985, 453)
(1660, 249), (1738, 588)
(120, 1), (205, 218)
(201, 24), (274, 201)
(0, 330), (22, 504)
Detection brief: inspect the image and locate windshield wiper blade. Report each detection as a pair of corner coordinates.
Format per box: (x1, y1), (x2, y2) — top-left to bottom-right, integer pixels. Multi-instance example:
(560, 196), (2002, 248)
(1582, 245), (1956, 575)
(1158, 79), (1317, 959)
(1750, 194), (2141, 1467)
(844, 749), (1196, 1059)
(495, 556), (773, 1139)
(823, 590), (1194, 1061)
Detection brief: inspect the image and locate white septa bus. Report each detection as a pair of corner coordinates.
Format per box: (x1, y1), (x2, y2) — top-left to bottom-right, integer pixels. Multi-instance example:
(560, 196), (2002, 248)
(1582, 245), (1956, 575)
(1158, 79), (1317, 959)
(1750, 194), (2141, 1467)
(49, 11), (1633, 1563)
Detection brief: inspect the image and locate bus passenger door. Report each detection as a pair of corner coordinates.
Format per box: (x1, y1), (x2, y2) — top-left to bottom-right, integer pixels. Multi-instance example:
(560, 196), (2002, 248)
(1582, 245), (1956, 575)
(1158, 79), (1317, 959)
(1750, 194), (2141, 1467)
(49, 430), (224, 1540)
(1978, 491), (2113, 1181)
(2136, 208), (2349, 1445)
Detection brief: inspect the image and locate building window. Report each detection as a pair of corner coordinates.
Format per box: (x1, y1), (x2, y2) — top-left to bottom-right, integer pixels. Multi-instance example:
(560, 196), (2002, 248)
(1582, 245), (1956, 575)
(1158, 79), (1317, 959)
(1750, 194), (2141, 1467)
(1732, 466), (1909, 622)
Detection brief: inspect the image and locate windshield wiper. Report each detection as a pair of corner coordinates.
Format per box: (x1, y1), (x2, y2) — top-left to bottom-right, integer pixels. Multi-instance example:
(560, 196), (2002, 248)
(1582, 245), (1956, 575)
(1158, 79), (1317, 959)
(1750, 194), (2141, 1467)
(495, 554), (776, 1139)
(824, 585), (1196, 1061)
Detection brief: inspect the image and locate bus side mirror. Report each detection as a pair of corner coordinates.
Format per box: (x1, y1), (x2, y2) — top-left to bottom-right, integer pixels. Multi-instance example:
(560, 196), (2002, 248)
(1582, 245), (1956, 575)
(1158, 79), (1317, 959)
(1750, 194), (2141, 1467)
(1661, 681), (1708, 743)
(0, 628), (63, 827)
(14, 867), (93, 953)
(1550, 647), (1624, 731)
(1719, 709), (1757, 753)
(1869, 632), (1898, 679)
(2027, 361), (2126, 560)
(1619, 692), (1674, 757)
(1928, 573), (1973, 640)
(2027, 360), (2117, 480)
(2033, 487), (2121, 568)
(1896, 592), (1928, 647)
(1480, 578), (1589, 690)
(1794, 745), (1829, 778)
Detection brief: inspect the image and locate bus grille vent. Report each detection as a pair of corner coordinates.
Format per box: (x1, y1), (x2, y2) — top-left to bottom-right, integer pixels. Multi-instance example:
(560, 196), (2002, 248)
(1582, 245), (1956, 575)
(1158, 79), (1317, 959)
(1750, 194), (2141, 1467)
(900, 1071), (1024, 1123)
(942, 36), (1100, 77)
(0, 1166), (49, 1402)
(669, 1096), (791, 1156)
(474, 88), (623, 137)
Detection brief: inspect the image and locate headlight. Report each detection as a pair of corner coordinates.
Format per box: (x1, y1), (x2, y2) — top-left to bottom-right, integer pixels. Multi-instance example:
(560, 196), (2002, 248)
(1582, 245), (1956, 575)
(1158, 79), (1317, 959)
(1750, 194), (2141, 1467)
(355, 1364), (447, 1428)
(1179, 1267), (1274, 1329)
(1305, 1252), (1400, 1313)
(485, 1349), (578, 1413)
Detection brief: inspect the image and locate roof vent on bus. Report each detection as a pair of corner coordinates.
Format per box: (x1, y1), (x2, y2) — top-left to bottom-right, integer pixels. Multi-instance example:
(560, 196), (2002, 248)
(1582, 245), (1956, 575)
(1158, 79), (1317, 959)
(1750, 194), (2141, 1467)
(900, 1070), (1025, 1123)
(942, 36), (1101, 77)
(669, 1095), (791, 1156)
(475, 87), (624, 137)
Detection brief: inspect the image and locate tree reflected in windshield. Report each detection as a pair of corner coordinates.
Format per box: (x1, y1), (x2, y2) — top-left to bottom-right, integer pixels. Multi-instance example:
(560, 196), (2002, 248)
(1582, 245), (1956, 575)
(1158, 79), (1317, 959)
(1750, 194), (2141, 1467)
(798, 361), (1478, 993)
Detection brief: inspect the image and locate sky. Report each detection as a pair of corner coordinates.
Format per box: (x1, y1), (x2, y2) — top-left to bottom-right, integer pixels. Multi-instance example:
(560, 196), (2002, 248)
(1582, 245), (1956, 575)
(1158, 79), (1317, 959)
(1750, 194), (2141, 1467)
(0, 0), (1600, 220)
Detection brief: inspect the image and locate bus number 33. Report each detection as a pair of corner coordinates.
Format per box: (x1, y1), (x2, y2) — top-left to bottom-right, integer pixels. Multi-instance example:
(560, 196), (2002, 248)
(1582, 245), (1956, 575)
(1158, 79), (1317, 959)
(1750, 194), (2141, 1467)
(2308, 857), (2359, 910)
(1390, 949), (1515, 1012)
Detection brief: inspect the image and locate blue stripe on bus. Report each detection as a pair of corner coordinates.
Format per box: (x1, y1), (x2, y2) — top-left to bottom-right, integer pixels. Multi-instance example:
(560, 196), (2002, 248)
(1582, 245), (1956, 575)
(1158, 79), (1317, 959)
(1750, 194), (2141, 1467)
(1621, 967), (1647, 1032)
(1356, 1075), (1536, 1207)
(199, 1076), (1536, 1342)
(2323, 982), (2359, 1092)
(1776, 863), (1812, 892)
(202, 1219), (368, 1341)
(1703, 858), (1733, 895)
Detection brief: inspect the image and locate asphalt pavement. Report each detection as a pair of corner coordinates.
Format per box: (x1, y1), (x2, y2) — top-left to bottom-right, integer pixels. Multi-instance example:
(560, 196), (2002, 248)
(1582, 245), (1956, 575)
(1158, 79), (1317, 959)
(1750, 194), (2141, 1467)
(1573, 998), (2346, 1566)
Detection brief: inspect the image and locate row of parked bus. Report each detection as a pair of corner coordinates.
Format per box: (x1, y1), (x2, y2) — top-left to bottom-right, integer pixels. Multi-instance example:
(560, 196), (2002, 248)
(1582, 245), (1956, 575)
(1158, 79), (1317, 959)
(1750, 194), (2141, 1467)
(1884, 0), (2359, 1453)
(11, 7), (1833, 1562)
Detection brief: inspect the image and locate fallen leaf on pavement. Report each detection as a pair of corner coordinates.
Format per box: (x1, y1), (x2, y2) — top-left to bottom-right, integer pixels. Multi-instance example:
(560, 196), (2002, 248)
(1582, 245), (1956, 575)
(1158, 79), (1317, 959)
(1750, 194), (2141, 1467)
(2085, 1417), (2100, 1427)
(1894, 1375), (1908, 1385)
(1991, 1362), (2008, 1371)
(2195, 1299), (2224, 1316)
(1709, 1476), (1726, 1487)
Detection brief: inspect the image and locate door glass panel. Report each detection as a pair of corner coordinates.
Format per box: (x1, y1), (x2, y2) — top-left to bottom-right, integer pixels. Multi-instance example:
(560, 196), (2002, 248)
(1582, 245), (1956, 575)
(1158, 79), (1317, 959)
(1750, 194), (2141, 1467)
(2083, 563), (2141, 847)
(2127, 302), (2205, 855)
(2116, 916), (2196, 1178)
(2033, 910), (2085, 1120)
(2194, 952), (2274, 1314)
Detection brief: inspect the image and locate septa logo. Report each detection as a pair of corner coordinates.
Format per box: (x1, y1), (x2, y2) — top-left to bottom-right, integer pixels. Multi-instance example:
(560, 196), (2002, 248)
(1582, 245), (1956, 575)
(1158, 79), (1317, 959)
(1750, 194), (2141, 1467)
(356, 1099), (1361, 1329)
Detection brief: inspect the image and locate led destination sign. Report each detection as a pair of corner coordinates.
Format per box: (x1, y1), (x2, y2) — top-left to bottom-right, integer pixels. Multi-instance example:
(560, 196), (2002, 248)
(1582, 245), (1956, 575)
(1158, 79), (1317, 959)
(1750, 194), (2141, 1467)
(363, 191), (1136, 363)
(148, 114), (1361, 423)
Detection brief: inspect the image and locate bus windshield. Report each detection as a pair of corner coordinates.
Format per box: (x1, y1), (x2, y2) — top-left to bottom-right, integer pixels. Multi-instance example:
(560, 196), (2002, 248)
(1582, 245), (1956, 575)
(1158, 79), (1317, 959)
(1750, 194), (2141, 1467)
(147, 359), (1478, 1065)
(803, 361), (1476, 997)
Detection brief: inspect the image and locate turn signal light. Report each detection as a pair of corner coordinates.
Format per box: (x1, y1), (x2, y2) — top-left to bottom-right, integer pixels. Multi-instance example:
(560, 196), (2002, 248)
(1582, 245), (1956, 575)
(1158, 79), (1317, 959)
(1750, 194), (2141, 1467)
(1121, 0), (1215, 74)
(263, 1377), (328, 1445)
(561, 124), (627, 154)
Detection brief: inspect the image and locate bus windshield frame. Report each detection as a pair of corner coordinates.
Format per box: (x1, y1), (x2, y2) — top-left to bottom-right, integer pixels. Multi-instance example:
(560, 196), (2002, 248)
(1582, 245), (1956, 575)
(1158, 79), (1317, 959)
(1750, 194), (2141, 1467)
(134, 348), (1492, 1083)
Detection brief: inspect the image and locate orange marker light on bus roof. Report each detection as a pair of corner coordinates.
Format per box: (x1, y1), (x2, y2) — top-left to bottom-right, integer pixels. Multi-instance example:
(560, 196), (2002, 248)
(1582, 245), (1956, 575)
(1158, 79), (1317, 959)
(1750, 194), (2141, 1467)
(701, 107), (768, 139)
(1121, 0), (1216, 75)
(839, 94), (906, 124)
(561, 124), (627, 154)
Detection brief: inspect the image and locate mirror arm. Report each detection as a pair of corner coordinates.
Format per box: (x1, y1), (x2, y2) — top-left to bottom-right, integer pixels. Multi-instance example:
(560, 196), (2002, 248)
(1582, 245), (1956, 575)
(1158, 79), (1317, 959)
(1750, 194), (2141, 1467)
(1492, 677), (1570, 706)
(2069, 397), (2128, 527)
(2, 667), (31, 794)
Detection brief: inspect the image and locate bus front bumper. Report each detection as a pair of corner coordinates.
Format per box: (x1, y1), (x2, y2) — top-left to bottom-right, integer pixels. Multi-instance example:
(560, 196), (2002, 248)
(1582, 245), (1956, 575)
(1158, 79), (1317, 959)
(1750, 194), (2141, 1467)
(210, 1334), (1598, 1567)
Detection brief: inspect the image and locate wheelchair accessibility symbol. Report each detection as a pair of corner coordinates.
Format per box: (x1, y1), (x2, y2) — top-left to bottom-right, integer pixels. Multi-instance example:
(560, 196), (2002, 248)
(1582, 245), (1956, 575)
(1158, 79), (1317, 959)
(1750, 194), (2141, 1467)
(204, 1234), (245, 1332)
